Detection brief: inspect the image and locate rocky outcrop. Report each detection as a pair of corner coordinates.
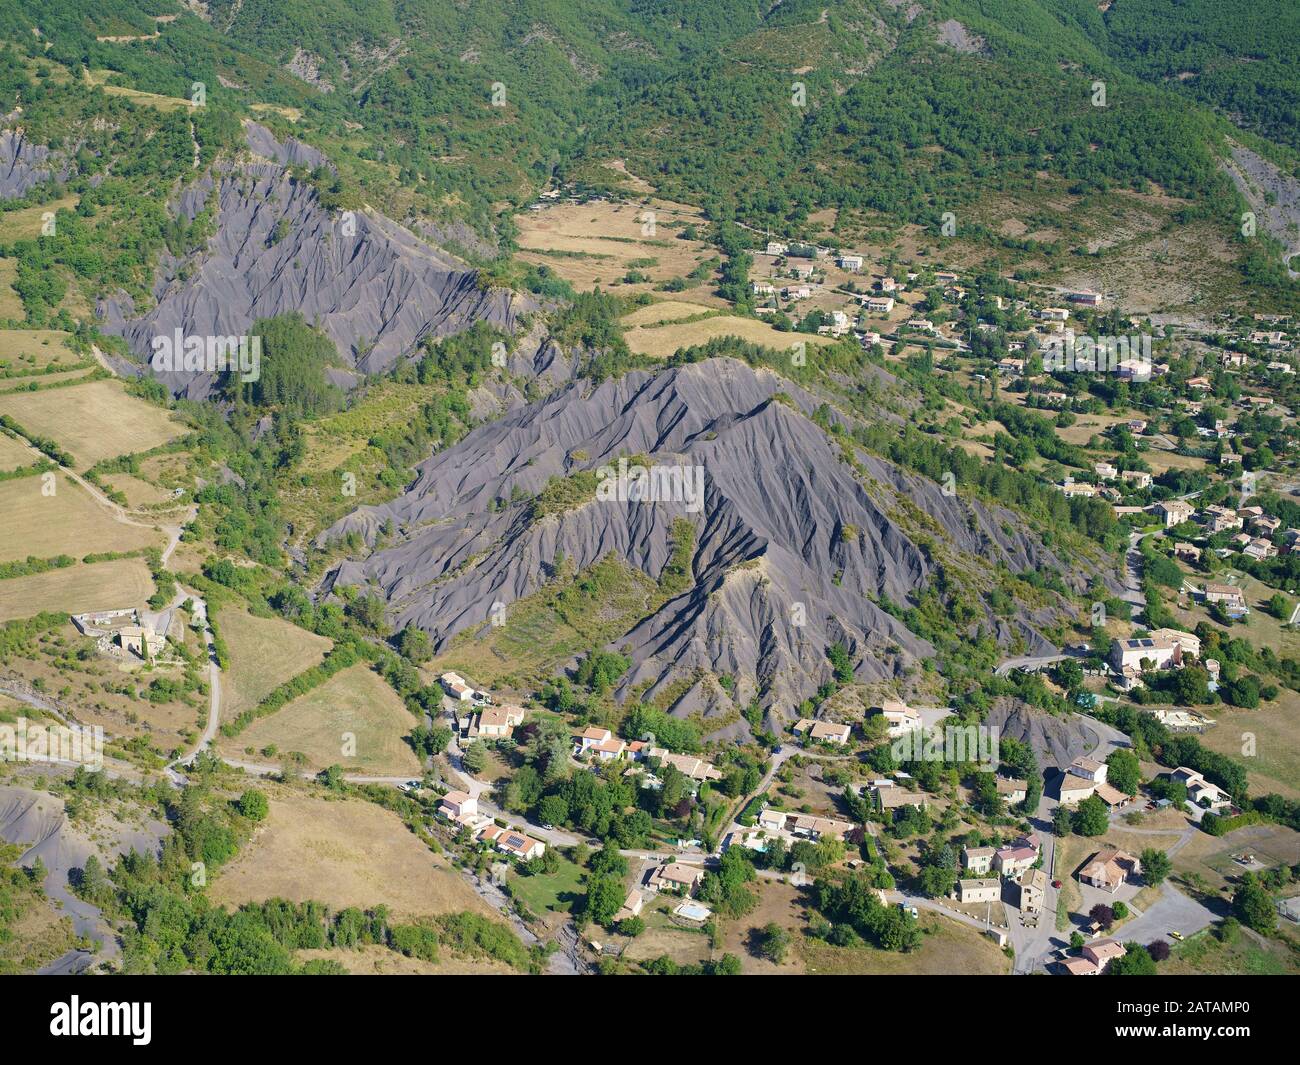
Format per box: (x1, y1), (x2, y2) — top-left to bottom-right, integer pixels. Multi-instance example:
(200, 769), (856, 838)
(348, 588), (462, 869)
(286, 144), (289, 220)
(0, 128), (69, 199)
(97, 123), (527, 397)
(323, 357), (1101, 729)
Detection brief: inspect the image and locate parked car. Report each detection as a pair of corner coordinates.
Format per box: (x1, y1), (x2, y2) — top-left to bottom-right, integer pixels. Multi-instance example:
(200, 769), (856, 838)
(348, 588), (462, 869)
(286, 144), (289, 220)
(1051, 879), (1062, 889)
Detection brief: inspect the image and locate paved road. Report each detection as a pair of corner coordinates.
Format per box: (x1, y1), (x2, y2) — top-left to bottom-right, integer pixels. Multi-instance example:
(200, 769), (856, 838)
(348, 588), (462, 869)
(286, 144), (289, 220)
(1109, 880), (1218, 945)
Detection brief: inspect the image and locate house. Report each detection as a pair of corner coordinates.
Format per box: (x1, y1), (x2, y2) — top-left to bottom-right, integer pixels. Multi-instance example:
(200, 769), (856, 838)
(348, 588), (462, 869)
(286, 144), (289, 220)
(613, 889), (645, 923)
(837, 254), (863, 271)
(1174, 543), (1201, 562)
(994, 843), (1039, 878)
(1067, 290), (1102, 306)
(962, 846), (996, 875)
(475, 704), (525, 739)
(1078, 847), (1141, 893)
(934, 271), (959, 285)
(997, 357), (1025, 376)
(1060, 480), (1098, 498)
(1069, 757), (1108, 785)
(1058, 774), (1099, 805)
(1187, 376), (1211, 390)
(478, 825), (545, 862)
(751, 281), (775, 296)
(1171, 767), (1230, 809)
(1126, 420), (1148, 435)
(1094, 782), (1132, 808)
(862, 295), (894, 314)
(648, 862), (704, 896)
(784, 285), (812, 301)
(1203, 504), (1244, 533)
(1019, 869), (1048, 914)
(438, 790), (479, 823)
(1094, 462), (1118, 480)
(794, 719), (851, 745)
(1148, 627), (1201, 660)
(1108, 636), (1179, 673)
(1202, 583), (1248, 615)
(1250, 514), (1281, 535)
(875, 785), (928, 813)
(1276, 897), (1300, 924)
(1156, 500), (1196, 528)
(790, 262), (815, 280)
(758, 807), (854, 842)
(996, 777), (1028, 804)
(957, 878), (1001, 904)
(879, 276), (898, 292)
(648, 748), (723, 782)
(1243, 539), (1276, 562)
(573, 726), (627, 761)
(873, 700), (922, 737)
(1121, 469), (1152, 489)
(1039, 307), (1070, 322)
(116, 625), (166, 659)
(440, 672), (476, 702)
(1062, 938), (1127, 975)
(765, 241), (788, 256)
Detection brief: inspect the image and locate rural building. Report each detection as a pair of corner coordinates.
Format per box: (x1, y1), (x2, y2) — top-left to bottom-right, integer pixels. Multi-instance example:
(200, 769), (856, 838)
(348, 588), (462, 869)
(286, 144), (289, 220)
(962, 846), (996, 875)
(1068, 757), (1108, 785)
(994, 843), (1039, 878)
(648, 748), (722, 782)
(794, 718), (851, 745)
(648, 862), (704, 896)
(1108, 636), (1179, 673)
(438, 790), (478, 823)
(872, 700), (921, 737)
(837, 254), (863, 271)
(1078, 847), (1141, 893)
(1019, 869), (1047, 914)
(957, 878), (1001, 904)
(474, 704), (525, 739)
(1058, 774), (1098, 805)
(1171, 767), (1230, 809)
(995, 777), (1027, 804)
(479, 825), (545, 862)
(1156, 500), (1195, 527)
(573, 726), (627, 761)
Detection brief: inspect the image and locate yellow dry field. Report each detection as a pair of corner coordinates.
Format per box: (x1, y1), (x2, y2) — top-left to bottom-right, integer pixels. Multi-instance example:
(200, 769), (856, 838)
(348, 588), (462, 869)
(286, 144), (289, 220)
(0, 260), (21, 319)
(0, 329), (80, 374)
(218, 606), (332, 721)
(223, 663), (421, 776)
(620, 300), (717, 327)
(83, 69), (192, 112)
(0, 558), (154, 623)
(0, 378), (186, 468)
(209, 789), (496, 920)
(0, 431), (34, 471)
(0, 475), (163, 562)
(515, 198), (722, 299)
(0, 196), (79, 242)
(624, 313), (837, 359)
(100, 472), (174, 507)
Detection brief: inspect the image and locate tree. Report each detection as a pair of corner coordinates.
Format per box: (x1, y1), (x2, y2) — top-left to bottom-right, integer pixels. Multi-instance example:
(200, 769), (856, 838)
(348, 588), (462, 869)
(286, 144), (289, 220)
(1232, 877), (1277, 935)
(1089, 903), (1115, 930)
(753, 922), (791, 963)
(1105, 749), (1142, 796)
(1146, 939), (1171, 962)
(238, 789), (269, 822)
(537, 794), (569, 827)
(1069, 930), (1085, 950)
(1053, 804), (1075, 837)
(460, 742), (487, 774)
(584, 876), (625, 927)
(397, 626), (433, 663)
(1140, 848), (1172, 886)
(1073, 795), (1109, 836)
(1107, 943), (1156, 975)
(617, 916), (645, 937)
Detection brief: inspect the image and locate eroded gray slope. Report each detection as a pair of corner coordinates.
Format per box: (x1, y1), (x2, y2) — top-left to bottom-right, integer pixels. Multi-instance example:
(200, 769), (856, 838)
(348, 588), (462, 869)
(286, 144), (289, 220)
(98, 123), (523, 396)
(324, 357), (1094, 725)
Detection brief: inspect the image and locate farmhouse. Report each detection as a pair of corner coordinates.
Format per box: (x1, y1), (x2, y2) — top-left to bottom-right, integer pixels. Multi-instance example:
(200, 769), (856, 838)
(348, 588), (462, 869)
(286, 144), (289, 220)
(995, 777), (1027, 804)
(957, 878), (1001, 904)
(794, 718), (851, 745)
(1108, 636), (1179, 673)
(648, 747), (723, 782)
(872, 700), (921, 737)
(1155, 500), (1195, 528)
(440, 672), (476, 702)
(862, 295), (894, 313)
(478, 825), (545, 862)
(473, 704), (525, 739)
(1019, 869), (1047, 914)
(1171, 767), (1230, 809)
(1078, 847), (1141, 893)
(962, 846), (996, 875)
(438, 790), (479, 823)
(1058, 774), (1098, 805)
(837, 254), (863, 271)
(1068, 757), (1108, 784)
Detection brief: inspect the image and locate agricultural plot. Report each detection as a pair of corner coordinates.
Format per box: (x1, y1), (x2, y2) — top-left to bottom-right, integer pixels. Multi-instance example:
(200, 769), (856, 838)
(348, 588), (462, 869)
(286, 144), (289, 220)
(623, 312), (837, 359)
(0, 378), (186, 468)
(0, 431), (34, 471)
(0, 329), (83, 376)
(0, 196), (79, 242)
(0, 475), (162, 563)
(0, 558), (154, 624)
(209, 789), (495, 920)
(218, 606), (332, 721)
(221, 662), (421, 776)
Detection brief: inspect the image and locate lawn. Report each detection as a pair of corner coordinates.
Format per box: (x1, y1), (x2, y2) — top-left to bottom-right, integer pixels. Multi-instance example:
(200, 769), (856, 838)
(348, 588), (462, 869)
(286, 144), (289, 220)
(799, 912), (1012, 974)
(0, 378), (186, 469)
(508, 854), (587, 918)
(1200, 688), (1300, 801)
(0, 329), (82, 375)
(209, 787), (495, 920)
(222, 662), (422, 776)
(1161, 922), (1299, 975)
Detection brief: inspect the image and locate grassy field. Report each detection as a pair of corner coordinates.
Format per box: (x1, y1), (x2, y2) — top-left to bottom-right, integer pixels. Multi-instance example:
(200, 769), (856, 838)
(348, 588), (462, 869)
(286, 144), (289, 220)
(293, 944), (516, 975)
(209, 788), (494, 920)
(0, 379), (186, 469)
(0, 260), (20, 319)
(429, 555), (660, 692)
(0, 558), (154, 623)
(217, 607), (332, 722)
(0, 329), (81, 374)
(83, 68), (192, 111)
(0, 475), (162, 563)
(222, 663), (421, 776)
(620, 300), (719, 327)
(1200, 689), (1300, 801)
(0, 196), (80, 242)
(1174, 823), (1300, 898)
(515, 196), (721, 300)
(1161, 922), (1300, 975)
(623, 313), (837, 359)
(799, 912), (1012, 975)
(508, 854), (587, 921)
(0, 432), (34, 471)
